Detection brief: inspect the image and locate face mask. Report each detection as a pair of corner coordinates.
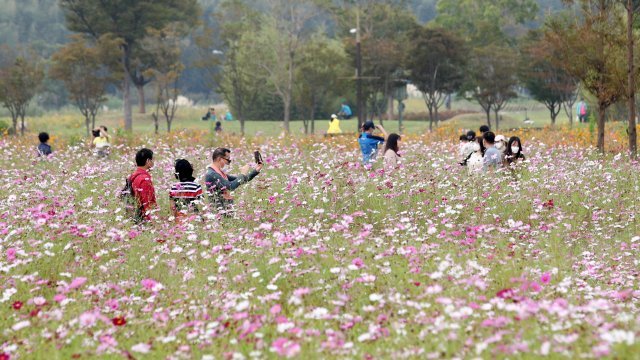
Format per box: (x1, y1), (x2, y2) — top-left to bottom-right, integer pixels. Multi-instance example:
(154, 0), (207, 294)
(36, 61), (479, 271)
(511, 146), (520, 154)
(472, 143), (481, 152)
(495, 142), (504, 150)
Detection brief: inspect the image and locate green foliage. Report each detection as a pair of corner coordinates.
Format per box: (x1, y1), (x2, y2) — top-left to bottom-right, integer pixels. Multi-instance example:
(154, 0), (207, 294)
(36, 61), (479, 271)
(461, 45), (519, 129)
(519, 30), (578, 124)
(435, 0), (538, 46)
(405, 26), (466, 129)
(544, 1), (630, 151)
(50, 35), (117, 136)
(0, 0), (69, 57)
(59, 0), (200, 127)
(295, 35), (352, 133)
(0, 51), (45, 135)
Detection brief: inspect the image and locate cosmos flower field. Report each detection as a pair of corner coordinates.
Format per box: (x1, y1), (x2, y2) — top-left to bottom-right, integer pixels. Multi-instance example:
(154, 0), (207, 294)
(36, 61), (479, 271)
(1, 133), (639, 359)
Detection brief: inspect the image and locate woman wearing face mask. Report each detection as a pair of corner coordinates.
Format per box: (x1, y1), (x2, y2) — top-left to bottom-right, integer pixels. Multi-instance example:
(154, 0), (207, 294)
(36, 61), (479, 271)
(204, 147), (263, 214)
(504, 136), (525, 166)
(494, 135), (507, 158)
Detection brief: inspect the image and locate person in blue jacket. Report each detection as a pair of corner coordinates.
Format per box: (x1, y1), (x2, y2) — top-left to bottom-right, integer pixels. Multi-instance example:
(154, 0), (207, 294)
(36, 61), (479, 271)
(338, 102), (352, 119)
(358, 121), (388, 165)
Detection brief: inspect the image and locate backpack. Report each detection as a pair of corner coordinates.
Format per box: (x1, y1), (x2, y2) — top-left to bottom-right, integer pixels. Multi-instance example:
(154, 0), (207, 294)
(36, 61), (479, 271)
(119, 174), (144, 223)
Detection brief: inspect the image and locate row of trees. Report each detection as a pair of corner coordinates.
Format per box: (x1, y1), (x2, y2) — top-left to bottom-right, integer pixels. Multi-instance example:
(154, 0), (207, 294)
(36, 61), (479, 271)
(1, 0), (639, 156)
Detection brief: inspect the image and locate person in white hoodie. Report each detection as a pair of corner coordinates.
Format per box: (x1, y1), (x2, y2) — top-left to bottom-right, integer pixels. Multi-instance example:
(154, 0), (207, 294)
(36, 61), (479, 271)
(494, 134), (507, 162)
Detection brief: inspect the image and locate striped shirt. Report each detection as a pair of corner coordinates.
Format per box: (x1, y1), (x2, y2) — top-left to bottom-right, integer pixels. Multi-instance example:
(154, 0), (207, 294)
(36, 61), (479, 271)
(169, 181), (203, 215)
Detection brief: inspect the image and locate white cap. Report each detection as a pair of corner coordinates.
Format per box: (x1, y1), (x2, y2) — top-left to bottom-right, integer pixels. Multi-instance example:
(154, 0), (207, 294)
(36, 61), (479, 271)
(331, 114), (337, 119)
(495, 135), (507, 142)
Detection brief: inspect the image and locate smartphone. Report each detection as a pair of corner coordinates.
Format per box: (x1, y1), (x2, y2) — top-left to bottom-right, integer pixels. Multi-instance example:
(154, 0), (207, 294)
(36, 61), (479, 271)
(254, 151), (263, 164)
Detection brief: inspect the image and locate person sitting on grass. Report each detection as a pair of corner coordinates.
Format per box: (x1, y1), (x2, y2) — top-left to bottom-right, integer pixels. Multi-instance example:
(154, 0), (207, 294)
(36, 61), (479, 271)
(204, 147), (263, 214)
(327, 114), (342, 135)
(37, 132), (52, 157)
(358, 121), (388, 165)
(170, 159), (203, 221)
(215, 121), (223, 133)
(202, 107), (215, 121)
(338, 102), (352, 119)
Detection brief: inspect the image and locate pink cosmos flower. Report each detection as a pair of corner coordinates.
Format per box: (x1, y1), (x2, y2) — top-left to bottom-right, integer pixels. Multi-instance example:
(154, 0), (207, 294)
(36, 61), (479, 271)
(540, 272), (551, 284)
(79, 311), (97, 328)
(67, 277), (87, 291)
(270, 304), (282, 315)
(141, 278), (158, 291)
(271, 337), (301, 358)
(6, 248), (16, 262)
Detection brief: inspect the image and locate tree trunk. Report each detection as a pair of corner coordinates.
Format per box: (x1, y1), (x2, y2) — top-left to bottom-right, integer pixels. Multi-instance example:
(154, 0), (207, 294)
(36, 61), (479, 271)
(85, 116), (91, 137)
(485, 107), (492, 129)
(11, 114), (17, 135)
(20, 113), (25, 136)
(152, 112), (159, 135)
(597, 102), (606, 153)
(310, 105), (316, 135)
(427, 105), (434, 132)
(240, 118), (245, 137)
(434, 105), (439, 128)
(494, 109), (500, 131)
(550, 108), (557, 125)
(283, 97), (290, 133)
(137, 85), (146, 114)
(387, 94), (393, 121)
(122, 47), (132, 132)
(627, 0), (637, 158)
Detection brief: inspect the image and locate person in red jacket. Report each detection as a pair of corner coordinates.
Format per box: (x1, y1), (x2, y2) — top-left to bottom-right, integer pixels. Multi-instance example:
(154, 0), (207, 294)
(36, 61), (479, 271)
(129, 148), (157, 221)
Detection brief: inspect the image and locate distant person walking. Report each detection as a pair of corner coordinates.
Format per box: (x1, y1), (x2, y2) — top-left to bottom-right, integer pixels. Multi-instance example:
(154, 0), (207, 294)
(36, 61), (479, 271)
(576, 100), (588, 123)
(37, 132), (52, 157)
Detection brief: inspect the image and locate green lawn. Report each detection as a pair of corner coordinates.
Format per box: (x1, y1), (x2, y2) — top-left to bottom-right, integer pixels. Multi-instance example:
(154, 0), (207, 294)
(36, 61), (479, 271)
(2, 98), (580, 140)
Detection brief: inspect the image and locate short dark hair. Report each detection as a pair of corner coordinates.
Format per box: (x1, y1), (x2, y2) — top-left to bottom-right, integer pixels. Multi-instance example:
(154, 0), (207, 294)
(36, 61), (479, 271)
(459, 134), (467, 141)
(479, 125), (490, 133)
(483, 131), (496, 144)
(174, 159), (194, 182)
(466, 130), (476, 141)
(212, 147), (231, 161)
(135, 148), (153, 166)
(362, 121), (375, 131)
(38, 132), (49, 143)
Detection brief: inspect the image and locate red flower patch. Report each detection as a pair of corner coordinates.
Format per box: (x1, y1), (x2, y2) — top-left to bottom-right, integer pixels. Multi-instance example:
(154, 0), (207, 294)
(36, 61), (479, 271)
(112, 316), (127, 326)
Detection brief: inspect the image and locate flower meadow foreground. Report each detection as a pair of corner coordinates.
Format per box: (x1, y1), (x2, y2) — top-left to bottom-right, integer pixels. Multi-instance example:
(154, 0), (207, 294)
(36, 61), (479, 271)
(1, 134), (640, 359)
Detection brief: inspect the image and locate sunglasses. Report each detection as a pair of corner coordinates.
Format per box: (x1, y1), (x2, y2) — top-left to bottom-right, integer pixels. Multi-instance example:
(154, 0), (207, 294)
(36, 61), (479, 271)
(223, 157), (231, 164)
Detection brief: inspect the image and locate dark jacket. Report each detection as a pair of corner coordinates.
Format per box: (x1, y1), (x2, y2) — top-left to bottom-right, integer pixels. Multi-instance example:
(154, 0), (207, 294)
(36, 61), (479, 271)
(204, 166), (259, 210)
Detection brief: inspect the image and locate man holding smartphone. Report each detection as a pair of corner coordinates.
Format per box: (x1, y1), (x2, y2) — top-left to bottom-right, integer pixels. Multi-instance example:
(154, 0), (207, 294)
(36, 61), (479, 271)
(204, 148), (263, 214)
